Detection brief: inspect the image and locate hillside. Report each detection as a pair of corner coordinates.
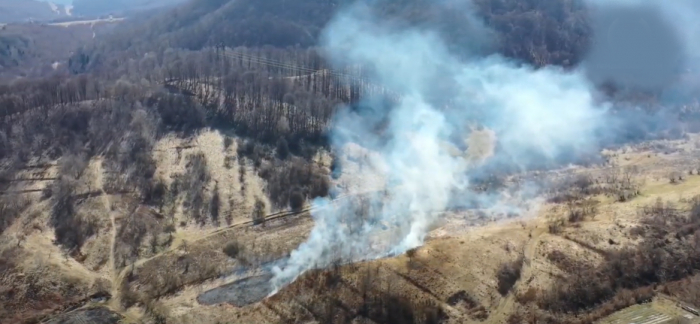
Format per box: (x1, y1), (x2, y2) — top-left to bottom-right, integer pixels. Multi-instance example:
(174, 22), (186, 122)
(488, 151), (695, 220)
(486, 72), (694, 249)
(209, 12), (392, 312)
(2, 102), (700, 323)
(1, 44), (700, 323)
(0, 20), (122, 79)
(70, 0), (588, 75)
(71, 0), (187, 17)
(1, 0), (700, 323)
(0, 0), (70, 23)
(0, 33), (29, 68)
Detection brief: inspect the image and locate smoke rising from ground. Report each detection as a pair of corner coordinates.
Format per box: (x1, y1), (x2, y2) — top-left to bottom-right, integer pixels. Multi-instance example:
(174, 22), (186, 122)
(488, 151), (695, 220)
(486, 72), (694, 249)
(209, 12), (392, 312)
(268, 0), (698, 292)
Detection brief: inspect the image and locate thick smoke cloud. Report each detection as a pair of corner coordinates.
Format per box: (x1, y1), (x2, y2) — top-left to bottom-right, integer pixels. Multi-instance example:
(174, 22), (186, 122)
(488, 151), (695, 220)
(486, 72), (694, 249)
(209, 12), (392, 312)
(583, 0), (700, 93)
(268, 1), (618, 293)
(266, 0), (700, 295)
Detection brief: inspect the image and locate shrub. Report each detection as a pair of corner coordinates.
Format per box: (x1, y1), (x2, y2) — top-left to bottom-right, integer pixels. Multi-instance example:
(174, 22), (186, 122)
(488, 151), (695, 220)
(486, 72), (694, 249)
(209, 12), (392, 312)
(360, 292), (446, 324)
(330, 156), (341, 179)
(224, 155), (234, 169)
(288, 188), (304, 211)
(223, 136), (233, 150)
(210, 184), (221, 225)
(143, 178), (167, 208)
(276, 137), (289, 159)
(568, 208), (585, 223)
(258, 157), (330, 209)
(539, 198), (700, 314)
(50, 177), (96, 251)
(252, 199), (266, 225)
(548, 217), (565, 234)
(171, 153), (210, 224)
(670, 171), (683, 184)
(516, 288), (539, 305)
(497, 255), (524, 296)
(406, 247), (418, 259)
(223, 240), (242, 259)
(0, 196), (31, 234)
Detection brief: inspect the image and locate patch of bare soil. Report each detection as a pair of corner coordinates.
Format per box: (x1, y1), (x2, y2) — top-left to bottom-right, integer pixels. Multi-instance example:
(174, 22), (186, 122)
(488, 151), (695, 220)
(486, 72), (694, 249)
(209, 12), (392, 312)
(197, 273), (275, 307)
(46, 307), (123, 324)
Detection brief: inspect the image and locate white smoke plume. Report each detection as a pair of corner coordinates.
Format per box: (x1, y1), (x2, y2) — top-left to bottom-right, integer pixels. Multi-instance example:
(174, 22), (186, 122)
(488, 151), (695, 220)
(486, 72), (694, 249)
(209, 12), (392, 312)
(269, 0), (698, 293)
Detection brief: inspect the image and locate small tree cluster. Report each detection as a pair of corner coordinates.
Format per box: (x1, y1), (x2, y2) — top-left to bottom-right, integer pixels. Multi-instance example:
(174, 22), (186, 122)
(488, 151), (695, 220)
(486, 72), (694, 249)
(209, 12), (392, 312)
(497, 255), (524, 296)
(258, 157), (330, 210)
(536, 197), (700, 316)
(170, 153), (211, 225)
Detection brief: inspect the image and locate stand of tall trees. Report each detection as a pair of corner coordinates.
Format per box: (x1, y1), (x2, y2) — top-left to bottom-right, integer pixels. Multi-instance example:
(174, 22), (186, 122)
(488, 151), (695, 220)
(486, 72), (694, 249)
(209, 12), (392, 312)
(69, 0), (592, 76)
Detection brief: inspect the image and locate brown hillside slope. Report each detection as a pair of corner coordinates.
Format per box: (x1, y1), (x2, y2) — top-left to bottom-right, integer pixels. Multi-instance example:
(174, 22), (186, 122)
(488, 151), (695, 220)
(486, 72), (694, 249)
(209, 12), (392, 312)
(3, 131), (700, 324)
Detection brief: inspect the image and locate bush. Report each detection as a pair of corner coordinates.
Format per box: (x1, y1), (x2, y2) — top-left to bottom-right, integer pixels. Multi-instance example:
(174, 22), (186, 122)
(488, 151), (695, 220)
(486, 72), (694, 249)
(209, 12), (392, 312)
(50, 177), (95, 251)
(120, 278), (139, 309)
(252, 199), (266, 225)
(258, 157), (330, 209)
(171, 153), (211, 224)
(223, 136), (233, 150)
(210, 184), (221, 226)
(276, 137), (289, 159)
(330, 156), (341, 180)
(223, 240), (242, 259)
(0, 196), (31, 234)
(406, 247), (418, 259)
(539, 198), (700, 314)
(548, 217), (565, 234)
(154, 93), (205, 134)
(516, 288), (539, 305)
(288, 188), (304, 211)
(568, 208), (585, 223)
(670, 171), (684, 184)
(143, 178), (167, 208)
(497, 255), (524, 296)
(237, 140), (265, 166)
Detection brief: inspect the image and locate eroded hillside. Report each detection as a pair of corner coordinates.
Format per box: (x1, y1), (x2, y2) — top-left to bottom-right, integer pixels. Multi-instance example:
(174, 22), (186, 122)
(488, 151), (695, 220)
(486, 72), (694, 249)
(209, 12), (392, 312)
(3, 127), (700, 324)
(3, 0), (700, 323)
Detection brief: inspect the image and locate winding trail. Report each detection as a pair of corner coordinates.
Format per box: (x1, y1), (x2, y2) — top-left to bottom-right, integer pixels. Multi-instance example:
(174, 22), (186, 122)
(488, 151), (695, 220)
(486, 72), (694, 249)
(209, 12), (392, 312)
(92, 159), (120, 308)
(109, 184), (396, 302)
(489, 228), (545, 324)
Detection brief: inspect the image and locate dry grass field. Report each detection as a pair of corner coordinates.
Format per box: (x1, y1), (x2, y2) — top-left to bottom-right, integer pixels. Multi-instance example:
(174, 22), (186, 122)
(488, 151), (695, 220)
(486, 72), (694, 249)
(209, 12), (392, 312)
(3, 129), (700, 324)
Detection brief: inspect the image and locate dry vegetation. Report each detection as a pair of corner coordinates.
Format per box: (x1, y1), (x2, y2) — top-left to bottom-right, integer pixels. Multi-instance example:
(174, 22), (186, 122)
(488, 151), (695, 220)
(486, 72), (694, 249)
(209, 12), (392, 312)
(0, 21), (120, 79)
(2, 0), (700, 323)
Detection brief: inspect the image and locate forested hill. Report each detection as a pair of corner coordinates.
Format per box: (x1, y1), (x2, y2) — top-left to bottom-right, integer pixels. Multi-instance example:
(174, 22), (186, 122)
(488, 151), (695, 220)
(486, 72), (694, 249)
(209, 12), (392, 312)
(71, 0), (187, 17)
(0, 0), (69, 23)
(0, 34), (29, 68)
(69, 0), (590, 73)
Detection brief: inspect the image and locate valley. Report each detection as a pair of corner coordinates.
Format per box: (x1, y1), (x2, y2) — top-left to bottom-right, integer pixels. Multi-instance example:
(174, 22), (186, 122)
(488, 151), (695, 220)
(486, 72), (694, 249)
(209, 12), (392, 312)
(2, 0), (700, 323)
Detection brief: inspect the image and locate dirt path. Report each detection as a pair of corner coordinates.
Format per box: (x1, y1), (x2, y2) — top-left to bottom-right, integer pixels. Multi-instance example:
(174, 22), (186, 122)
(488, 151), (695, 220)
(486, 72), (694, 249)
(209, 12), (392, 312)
(105, 195), (118, 308)
(92, 159), (121, 308)
(110, 187), (384, 294)
(488, 227), (545, 324)
(49, 17), (125, 27)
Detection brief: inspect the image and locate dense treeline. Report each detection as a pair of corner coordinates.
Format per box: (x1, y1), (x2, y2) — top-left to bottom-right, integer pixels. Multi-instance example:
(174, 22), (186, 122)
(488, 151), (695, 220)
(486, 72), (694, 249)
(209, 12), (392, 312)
(69, 46), (380, 146)
(474, 0), (589, 67)
(0, 22), (120, 80)
(0, 34), (29, 68)
(69, 0), (591, 75)
(0, 45), (349, 249)
(71, 0), (185, 17)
